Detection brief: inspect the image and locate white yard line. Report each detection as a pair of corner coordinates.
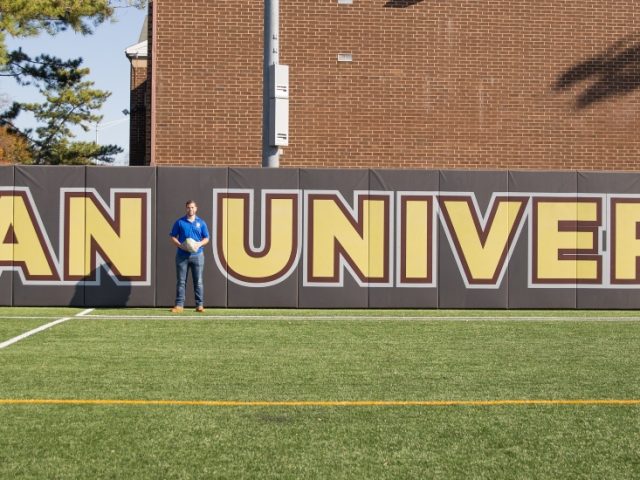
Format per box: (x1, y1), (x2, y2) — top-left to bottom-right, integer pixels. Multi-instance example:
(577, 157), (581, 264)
(79, 314), (640, 322)
(3, 309), (640, 323)
(0, 308), (94, 350)
(1, 309), (95, 320)
(0, 317), (72, 350)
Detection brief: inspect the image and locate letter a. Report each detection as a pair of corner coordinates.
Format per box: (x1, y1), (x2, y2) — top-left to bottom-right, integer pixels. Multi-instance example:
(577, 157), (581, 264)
(0, 191), (58, 281)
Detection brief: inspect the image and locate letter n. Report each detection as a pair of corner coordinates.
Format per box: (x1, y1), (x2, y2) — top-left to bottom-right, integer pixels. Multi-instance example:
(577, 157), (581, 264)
(305, 191), (392, 286)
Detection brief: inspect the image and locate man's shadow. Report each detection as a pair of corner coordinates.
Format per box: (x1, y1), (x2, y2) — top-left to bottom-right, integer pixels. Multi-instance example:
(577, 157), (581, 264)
(70, 265), (132, 307)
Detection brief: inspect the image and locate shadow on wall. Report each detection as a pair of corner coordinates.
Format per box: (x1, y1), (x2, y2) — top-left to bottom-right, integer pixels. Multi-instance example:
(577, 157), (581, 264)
(554, 35), (640, 109)
(384, 0), (424, 7)
(70, 265), (132, 307)
(129, 80), (147, 166)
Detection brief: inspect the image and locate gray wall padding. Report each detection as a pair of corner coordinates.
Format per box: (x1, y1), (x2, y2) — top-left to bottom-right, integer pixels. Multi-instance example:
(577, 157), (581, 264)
(0, 166), (14, 306)
(507, 171), (578, 309)
(227, 168), (300, 308)
(156, 167), (228, 308)
(1, 166), (639, 308)
(13, 166), (84, 306)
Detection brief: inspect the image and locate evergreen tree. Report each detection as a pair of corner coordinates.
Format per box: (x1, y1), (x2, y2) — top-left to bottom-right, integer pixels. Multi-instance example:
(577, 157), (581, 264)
(0, 0), (146, 165)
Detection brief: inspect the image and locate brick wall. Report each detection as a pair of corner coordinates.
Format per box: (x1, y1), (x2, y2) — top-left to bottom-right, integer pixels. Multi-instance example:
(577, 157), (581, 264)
(149, 0), (640, 170)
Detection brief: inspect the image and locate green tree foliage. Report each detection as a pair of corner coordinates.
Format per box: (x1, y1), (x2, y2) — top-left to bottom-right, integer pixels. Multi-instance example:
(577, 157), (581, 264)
(0, 1), (146, 165)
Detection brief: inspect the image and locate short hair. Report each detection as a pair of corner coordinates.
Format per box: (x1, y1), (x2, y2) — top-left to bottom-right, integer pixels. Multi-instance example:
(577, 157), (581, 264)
(185, 200), (197, 207)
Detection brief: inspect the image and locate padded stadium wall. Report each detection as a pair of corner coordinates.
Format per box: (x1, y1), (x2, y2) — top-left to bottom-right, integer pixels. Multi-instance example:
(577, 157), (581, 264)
(3, 166), (640, 308)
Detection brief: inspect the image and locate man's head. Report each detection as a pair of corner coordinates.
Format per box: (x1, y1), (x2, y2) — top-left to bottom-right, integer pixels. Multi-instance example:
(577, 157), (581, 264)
(185, 200), (197, 218)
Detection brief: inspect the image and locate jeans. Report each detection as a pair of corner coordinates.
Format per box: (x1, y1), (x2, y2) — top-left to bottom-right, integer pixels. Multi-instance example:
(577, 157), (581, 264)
(175, 252), (204, 307)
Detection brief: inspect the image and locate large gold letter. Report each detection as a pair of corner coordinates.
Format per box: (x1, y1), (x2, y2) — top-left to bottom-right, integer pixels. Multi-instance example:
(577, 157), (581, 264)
(0, 190), (58, 280)
(611, 198), (640, 284)
(533, 197), (602, 284)
(215, 191), (300, 286)
(64, 190), (148, 282)
(306, 192), (391, 285)
(398, 194), (435, 285)
(439, 195), (528, 286)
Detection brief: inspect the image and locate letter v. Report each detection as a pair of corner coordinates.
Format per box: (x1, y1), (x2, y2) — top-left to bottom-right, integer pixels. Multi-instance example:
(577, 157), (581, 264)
(438, 194), (528, 287)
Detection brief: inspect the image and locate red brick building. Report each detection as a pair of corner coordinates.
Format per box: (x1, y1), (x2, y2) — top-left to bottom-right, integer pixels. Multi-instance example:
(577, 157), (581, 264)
(129, 1), (640, 170)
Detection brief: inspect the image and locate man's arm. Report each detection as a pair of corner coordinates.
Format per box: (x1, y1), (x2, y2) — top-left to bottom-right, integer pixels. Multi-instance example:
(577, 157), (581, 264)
(170, 236), (185, 250)
(197, 222), (211, 249)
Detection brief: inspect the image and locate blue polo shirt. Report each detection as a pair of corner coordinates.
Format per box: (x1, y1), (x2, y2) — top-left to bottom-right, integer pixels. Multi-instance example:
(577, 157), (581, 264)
(170, 215), (210, 256)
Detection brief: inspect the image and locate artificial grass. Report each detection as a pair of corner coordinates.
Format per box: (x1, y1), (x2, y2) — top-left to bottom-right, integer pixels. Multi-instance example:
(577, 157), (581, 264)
(1, 405), (639, 479)
(0, 307), (85, 317)
(1, 318), (640, 400)
(91, 307), (640, 318)
(1, 310), (640, 478)
(0, 319), (62, 343)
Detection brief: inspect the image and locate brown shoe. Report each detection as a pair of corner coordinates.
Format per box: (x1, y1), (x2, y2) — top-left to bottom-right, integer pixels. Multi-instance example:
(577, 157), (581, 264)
(170, 306), (184, 313)
(195, 306), (205, 313)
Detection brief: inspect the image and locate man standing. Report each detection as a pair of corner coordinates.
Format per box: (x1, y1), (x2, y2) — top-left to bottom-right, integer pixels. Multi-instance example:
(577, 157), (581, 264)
(170, 200), (210, 313)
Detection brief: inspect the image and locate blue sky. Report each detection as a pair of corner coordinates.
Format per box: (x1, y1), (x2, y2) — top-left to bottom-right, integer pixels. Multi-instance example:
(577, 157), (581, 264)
(0, 6), (147, 165)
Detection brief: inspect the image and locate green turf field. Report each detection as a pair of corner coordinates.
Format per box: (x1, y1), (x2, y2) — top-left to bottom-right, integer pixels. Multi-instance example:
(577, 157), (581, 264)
(1, 308), (639, 478)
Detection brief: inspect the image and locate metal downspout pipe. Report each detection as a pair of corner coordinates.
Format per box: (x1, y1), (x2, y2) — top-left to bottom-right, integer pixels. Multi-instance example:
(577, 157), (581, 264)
(262, 0), (280, 167)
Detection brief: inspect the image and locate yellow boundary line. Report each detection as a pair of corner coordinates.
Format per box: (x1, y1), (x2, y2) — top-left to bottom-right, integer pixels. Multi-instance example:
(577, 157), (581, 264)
(1, 399), (640, 407)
